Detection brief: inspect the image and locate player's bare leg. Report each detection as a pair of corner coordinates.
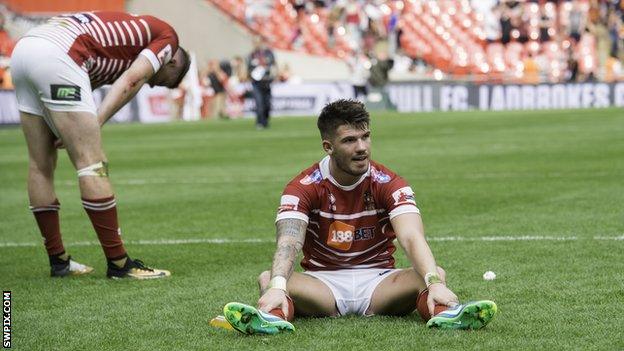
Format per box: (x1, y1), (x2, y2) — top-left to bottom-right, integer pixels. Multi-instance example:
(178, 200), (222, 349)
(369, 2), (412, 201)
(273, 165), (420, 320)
(46, 110), (112, 199)
(47, 109), (169, 279)
(367, 266), (447, 316)
(20, 112), (59, 207)
(258, 270), (339, 317)
(20, 111), (93, 276)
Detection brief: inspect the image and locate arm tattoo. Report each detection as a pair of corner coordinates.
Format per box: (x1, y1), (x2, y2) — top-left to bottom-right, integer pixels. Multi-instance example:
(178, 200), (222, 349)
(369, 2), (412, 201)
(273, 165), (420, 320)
(271, 219), (307, 279)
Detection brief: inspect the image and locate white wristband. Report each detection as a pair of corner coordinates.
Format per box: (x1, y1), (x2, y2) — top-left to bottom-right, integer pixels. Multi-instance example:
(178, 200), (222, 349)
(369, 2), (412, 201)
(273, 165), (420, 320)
(269, 276), (288, 292)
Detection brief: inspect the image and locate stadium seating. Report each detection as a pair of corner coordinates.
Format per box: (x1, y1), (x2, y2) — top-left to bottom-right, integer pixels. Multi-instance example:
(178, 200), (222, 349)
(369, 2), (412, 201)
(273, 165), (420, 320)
(205, 0), (605, 83)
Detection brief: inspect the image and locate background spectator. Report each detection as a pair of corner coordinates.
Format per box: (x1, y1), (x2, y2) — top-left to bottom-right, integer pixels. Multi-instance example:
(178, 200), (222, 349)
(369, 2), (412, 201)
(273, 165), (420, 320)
(247, 36), (276, 129)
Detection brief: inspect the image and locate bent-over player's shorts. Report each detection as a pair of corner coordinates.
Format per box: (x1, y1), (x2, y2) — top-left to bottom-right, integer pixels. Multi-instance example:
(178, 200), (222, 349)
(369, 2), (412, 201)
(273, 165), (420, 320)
(11, 36), (97, 136)
(303, 268), (400, 316)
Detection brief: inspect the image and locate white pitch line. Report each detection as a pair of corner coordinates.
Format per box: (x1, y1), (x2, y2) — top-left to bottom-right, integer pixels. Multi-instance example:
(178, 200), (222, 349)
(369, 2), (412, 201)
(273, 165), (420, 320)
(427, 235), (579, 242)
(0, 238), (273, 248)
(1, 235), (622, 249)
(594, 235), (624, 241)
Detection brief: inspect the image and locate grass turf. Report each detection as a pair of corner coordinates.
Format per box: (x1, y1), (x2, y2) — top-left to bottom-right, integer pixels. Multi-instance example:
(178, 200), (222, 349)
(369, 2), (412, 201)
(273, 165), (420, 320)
(0, 108), (623, 350)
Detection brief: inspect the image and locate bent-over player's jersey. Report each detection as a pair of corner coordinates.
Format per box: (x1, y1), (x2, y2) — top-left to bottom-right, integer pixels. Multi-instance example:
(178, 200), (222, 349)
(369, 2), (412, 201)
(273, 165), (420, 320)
(24, 11), (178, 88)
(276, 156), (420, 271)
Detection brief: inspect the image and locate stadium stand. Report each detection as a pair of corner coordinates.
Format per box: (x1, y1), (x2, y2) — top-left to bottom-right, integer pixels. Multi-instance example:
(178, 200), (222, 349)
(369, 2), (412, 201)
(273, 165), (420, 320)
(206, 0), (621, 83)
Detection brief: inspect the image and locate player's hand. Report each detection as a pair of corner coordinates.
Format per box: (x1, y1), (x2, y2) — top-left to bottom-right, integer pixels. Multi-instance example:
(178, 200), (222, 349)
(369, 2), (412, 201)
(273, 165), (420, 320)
(53, 138), (65, 149)
(427, 283), (459, 316)
(257, 288), (289, 318)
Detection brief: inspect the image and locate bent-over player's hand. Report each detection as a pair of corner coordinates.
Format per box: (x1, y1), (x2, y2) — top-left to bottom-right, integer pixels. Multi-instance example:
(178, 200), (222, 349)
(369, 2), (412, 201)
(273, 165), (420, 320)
(53, 138), (65, 149)
(427, 283), (459, 316)
(257, 287), (289, 318)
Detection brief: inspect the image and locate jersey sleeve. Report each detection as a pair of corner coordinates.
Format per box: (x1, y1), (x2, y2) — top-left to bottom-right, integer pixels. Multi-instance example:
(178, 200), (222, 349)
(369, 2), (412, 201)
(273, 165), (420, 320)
(138, 15), (179, 73)
(379, 176), (420, 220)
(275, 177), (316, 224)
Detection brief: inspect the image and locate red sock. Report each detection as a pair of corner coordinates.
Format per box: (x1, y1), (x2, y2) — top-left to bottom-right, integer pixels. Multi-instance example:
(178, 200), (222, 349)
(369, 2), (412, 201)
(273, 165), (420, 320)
(82, 196), (127, 259)
(416, 289), (450, 321)
(269, 295), (295, 321)
(30, 199), (65, 256)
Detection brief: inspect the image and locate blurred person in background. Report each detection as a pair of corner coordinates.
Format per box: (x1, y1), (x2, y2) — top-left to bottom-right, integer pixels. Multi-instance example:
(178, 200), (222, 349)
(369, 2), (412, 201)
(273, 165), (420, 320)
(0, 58), (11, 89)
(204, 59), (229, 119)
(11, 11), (190, 279)
(522, 51), (540, 84)
(225, 56), (248, 119)
(566, 46), (580, 82)
(607, 10), (622, 59)
(367, 47), (395, 109)
(588, 0), (611, 72)
(347, 50), (370, 101)
(247, 36), (276, 129)
(568, 0), (586, 43)
(368, 49), (393, 89)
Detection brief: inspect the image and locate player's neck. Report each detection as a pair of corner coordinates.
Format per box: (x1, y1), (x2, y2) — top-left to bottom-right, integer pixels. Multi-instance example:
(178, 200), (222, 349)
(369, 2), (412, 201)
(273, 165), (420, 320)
(328, 159), (360, 186)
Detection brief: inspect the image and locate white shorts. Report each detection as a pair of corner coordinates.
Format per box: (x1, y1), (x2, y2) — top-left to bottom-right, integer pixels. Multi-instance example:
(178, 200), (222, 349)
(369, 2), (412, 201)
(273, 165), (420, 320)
(303, 268), (400, 316)
(11, 36), (97, 135)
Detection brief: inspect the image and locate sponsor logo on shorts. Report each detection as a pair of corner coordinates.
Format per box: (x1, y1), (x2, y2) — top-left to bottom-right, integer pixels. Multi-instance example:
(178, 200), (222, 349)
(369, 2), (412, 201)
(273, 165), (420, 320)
(391, 186), (416, 206)
(278, 195), (300, 213)
(51, 85), (81, 101)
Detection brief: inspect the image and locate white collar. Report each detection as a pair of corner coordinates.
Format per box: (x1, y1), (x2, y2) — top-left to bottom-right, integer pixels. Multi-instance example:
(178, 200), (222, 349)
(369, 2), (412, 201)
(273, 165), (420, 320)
(319, 155), (370, 191)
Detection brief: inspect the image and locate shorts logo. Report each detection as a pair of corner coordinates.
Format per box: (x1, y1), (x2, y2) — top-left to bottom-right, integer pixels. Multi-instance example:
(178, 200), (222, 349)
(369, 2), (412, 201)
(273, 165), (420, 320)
(392, 186), (416, 206)
(278, 195), (300, 213)
(51, 85), (81, 101)
(327, 221), (355, 251)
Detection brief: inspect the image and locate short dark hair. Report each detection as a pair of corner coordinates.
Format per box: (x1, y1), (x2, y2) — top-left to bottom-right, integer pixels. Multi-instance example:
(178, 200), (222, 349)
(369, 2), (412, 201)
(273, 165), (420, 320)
(317, 99), (370, 140)
(169, 47), (191, 88)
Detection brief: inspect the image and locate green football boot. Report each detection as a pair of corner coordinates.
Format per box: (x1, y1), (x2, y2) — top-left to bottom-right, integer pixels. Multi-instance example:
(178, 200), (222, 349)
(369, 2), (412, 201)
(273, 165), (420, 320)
(427, 300), (497, 330)
(223, 302), (295, 335)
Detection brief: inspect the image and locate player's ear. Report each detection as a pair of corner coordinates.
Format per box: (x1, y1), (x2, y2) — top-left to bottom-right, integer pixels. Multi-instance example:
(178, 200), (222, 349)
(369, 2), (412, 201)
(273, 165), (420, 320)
(322, 140), (333, 155)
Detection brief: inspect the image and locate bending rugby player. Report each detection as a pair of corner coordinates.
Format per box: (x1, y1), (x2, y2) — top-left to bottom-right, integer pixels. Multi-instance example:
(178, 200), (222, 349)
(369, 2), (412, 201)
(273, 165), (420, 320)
(11, 11), (190, 278)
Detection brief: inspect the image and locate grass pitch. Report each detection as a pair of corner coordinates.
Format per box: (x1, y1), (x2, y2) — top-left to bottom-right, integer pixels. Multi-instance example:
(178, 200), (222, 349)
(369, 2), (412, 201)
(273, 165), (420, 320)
(0, 108), (623, 350)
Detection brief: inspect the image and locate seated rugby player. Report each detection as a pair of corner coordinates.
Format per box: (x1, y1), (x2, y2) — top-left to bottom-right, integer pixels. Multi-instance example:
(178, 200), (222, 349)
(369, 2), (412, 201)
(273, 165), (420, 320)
(11, 11), (190, 278)
(222, 99), (497, 334)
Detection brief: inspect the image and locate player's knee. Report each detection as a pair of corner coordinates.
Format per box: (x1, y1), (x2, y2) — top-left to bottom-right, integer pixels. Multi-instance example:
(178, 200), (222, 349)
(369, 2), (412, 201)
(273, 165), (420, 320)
(77, 161), (109, 178)
(29, 158), (55, 177)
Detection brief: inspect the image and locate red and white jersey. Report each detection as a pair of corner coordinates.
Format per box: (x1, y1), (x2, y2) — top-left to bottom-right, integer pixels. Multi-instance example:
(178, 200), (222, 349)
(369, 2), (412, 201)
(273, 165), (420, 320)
(24, 11), (178, 88)
(276, 156), (420, 271)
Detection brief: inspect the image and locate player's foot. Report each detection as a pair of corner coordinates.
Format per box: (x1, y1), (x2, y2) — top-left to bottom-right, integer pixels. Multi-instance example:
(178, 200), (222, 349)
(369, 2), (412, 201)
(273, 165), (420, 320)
(209, 315), (234, 331)
(426, 300), (497, 330)
(106, 257), (171, 279)
(50, 256), (94, 277)
(223, 302), (295, 335)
